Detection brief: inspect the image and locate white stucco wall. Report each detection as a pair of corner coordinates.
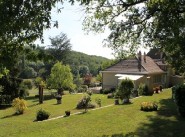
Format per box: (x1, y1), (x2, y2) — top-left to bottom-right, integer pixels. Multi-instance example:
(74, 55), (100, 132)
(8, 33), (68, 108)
(102, 72), (118, 89)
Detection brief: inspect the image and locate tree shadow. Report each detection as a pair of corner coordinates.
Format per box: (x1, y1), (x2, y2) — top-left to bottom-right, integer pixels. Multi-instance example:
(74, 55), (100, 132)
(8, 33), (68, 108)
(53, 103), (61, 105)
(135, 116), (185, 137)
(0, 104), (11, 110)
(25, 96), (37, 100)
(25, 96), (38, 102)
(101, 132), (135, 137)
(135, 98), (185, 137)
(28, 103), (40, 108)
(26, 95), (56, 103)
(1, 113), (21, 119)
(157, 98), (178, 118)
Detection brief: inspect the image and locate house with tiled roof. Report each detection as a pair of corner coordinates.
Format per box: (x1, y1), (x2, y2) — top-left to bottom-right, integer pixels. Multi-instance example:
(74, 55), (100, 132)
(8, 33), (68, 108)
(101, 51), (183, 92)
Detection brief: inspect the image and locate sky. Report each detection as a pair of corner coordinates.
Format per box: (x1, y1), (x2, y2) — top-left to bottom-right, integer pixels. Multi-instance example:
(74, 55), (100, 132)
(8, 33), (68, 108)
(35, 2), (114, 59)
(35, 2), (149, 59)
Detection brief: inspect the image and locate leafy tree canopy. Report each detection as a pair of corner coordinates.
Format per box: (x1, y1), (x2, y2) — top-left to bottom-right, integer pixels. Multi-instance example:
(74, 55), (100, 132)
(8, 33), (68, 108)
(0, 0), (63, 76)
(0, 0), (63, 44)
(47, 62), (75, 90)
(47, 32), (72, 63)
(82, 0), (185, 73)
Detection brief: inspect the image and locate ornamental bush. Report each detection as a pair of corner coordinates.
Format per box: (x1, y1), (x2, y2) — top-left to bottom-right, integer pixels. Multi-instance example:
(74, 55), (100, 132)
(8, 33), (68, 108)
(138, 83), (149, 96)
(76, 94), (95, 112)
(141, 102), (158, 111)
(12, 98), (27, 114)
(36, 109), (50, 121)
(117, 78), (134, 103)
(138, 83), (145, 96)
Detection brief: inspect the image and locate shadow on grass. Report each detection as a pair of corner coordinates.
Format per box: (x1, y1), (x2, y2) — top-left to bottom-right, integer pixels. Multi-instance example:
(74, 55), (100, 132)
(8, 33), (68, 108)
(117, 102), (133, 105)
(101, 132), (135, 137)
(157, 98), (178, 117)
(25, 96), (39, 103)
(25, 96), (37, 101)
(53, 103), (61, 105)
(28, 103), (40, 108)
(75, 111), (88, 115)
(1, 113), (21, 119)
(134, 98), (185, 137)
(26, 95), (55, 103)
(0, 104), (11, 110)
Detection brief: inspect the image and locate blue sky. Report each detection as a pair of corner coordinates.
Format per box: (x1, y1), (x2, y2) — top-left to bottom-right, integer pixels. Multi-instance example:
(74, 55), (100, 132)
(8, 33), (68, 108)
(35, 2), (114, 59)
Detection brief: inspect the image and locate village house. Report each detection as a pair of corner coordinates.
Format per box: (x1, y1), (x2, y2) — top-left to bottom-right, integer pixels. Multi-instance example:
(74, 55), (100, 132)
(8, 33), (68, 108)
(101, 49), (184, 92)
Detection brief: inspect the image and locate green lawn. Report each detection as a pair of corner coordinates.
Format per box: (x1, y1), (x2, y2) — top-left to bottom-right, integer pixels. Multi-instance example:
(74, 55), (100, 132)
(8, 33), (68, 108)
(1, 88), (185, 137)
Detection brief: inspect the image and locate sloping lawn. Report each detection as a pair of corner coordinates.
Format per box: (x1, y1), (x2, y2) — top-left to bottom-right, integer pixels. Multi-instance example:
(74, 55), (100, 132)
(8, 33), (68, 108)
(1, 89), (185, 137)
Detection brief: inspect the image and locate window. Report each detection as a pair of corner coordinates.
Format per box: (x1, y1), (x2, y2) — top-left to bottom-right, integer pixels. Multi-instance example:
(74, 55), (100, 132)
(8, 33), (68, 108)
(153, 75), (162, 83)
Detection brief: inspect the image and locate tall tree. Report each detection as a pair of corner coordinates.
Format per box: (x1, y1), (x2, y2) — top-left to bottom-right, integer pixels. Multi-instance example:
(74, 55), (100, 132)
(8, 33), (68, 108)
(48, 32), (72, 63)
(79, 66), (89, 77)
(82, 0), (185, 73)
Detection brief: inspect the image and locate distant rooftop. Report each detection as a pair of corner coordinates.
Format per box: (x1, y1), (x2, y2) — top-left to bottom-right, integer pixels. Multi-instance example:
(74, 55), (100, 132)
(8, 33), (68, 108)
(102, 55), (165, 74)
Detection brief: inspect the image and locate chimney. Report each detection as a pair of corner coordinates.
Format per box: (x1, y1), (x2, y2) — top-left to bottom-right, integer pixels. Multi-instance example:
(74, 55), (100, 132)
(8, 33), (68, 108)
(138, 51), (141, 61)
(144, 52), (146, 62)
(138, 51), (141, 71)
(160, 52), (163, 59)
(160, 52), (165, 63)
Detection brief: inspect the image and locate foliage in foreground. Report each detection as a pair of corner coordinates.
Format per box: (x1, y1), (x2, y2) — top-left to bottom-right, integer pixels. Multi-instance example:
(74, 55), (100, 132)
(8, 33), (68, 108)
(82, 0), (185, 72)
(172, 84), (185, 117)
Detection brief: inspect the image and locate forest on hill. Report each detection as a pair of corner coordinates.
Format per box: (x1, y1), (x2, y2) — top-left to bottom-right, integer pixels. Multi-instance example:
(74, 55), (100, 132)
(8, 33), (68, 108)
(65, 50), (110, 76)
(18, 46), (111, 80)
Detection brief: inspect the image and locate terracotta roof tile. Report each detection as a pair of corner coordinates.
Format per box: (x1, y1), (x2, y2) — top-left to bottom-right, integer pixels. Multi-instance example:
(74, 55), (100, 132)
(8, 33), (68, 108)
(103, 56), (164, 74)
(104, 58), (146, 73)
(141, 56), (164, 73)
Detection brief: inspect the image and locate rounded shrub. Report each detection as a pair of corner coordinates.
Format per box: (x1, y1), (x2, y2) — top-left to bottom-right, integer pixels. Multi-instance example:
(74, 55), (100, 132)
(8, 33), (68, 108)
(76, 94), (95, 111)
(36, 109), (50, 121)
(117, 78), (134, 103)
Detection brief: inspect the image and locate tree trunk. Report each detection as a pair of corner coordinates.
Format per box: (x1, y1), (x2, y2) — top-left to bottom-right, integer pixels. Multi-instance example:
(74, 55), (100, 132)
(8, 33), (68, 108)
(39, 85), (43, 104)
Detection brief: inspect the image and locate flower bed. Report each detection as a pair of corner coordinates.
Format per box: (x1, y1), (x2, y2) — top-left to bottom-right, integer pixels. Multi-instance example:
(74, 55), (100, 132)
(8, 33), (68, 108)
(141, 101), (158, 111)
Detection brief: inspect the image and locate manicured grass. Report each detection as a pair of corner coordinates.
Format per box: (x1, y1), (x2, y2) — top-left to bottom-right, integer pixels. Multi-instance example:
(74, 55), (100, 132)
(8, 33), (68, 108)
(1, 89), (185, 137)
